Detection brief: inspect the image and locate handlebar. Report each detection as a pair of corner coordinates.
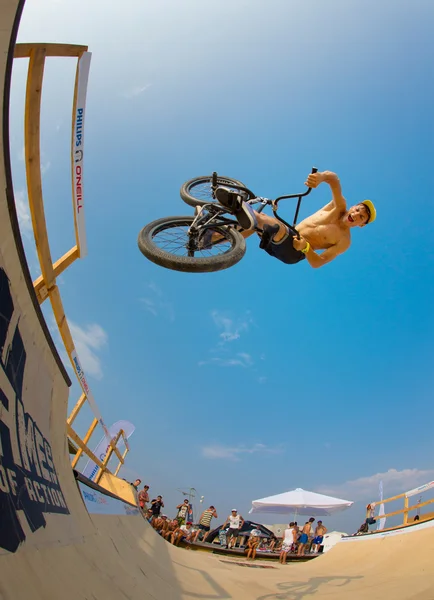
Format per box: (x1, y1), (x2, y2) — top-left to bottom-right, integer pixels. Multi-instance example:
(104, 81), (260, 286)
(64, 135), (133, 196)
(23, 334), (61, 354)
(273, 167), (318, 204)
(272, 166), (318, 236)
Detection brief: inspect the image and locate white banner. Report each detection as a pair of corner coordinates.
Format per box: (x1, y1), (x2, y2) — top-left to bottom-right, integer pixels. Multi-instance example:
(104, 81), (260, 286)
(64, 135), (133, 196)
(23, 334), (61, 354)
(72, 51), (91, 258)
(405, 481), (434, 498)
(78, 482), (140, 516)
(81, 420), (135, 481)
(70, 349), (110, 442)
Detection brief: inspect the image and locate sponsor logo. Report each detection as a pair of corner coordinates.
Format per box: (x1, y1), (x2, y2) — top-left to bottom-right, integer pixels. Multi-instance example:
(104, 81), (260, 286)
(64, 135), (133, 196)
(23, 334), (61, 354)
(0, 268), (69, 553)
(74, 108), (84, 213)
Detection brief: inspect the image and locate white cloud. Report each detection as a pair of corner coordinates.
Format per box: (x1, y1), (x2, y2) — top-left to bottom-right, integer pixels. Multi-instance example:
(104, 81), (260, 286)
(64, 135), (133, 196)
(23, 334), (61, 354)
(41, 160), (51, 175)
(257, 376), (267, 384)
(122, 84), (152, 99)
(140, 282), (174, 322)
(69, 321), (108, 380)
(202, 443), (283, 461)
(198, 353), (253, 368)
(318, 468), (434, 501)
(211, 310), (253, 343)
(15, 190), (33, 237)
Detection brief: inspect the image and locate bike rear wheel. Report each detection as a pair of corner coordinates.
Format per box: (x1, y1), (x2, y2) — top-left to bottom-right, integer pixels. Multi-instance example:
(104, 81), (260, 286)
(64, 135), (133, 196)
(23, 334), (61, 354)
(180, 175), (246, 208)
(137, 216), (246, 273)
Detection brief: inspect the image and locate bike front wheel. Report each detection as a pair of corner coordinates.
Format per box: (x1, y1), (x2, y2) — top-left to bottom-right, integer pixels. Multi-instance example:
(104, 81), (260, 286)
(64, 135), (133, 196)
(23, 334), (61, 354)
(137, 216), (246, 273)
(180, 175), (246, 208)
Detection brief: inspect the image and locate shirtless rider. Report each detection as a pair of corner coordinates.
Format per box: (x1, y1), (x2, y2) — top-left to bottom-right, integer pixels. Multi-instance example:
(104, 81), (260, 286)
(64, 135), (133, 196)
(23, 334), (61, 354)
(214, 170), (377, 268)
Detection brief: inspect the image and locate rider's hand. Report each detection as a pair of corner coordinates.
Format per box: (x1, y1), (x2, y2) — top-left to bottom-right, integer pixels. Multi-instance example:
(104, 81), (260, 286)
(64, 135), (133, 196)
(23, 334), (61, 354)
(305, 172), (323, 188)
(293, 235), (309, 252)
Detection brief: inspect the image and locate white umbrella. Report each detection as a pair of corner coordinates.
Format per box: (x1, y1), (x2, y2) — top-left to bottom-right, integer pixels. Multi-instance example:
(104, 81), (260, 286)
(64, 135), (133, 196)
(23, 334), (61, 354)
(249, 488), (353, 517)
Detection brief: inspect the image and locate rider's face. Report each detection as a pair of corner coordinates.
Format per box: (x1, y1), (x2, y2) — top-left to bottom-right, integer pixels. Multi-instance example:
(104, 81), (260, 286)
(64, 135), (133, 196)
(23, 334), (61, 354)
(346, 204), (369, 228)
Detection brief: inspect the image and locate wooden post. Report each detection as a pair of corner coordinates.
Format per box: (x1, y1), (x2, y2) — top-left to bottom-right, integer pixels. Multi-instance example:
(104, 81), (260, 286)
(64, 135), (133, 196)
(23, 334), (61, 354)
(403, 496), (409, 524)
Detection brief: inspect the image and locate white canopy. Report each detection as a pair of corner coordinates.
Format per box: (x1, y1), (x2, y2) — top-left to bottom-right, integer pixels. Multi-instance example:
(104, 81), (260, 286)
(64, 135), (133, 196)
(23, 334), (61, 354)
(249, 488), (354, 517)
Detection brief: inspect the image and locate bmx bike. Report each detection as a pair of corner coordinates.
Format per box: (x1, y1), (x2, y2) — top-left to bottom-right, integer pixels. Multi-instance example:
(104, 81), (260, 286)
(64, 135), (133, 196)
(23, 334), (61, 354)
(137, 167), (318, 273)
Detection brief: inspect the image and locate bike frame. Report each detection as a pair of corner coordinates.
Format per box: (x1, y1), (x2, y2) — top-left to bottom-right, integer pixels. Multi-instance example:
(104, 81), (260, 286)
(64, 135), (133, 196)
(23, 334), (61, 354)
(190, 167), (318, 240)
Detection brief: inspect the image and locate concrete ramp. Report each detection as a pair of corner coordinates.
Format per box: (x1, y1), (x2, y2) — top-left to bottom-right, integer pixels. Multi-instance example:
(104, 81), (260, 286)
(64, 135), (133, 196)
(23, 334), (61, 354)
(1, 2), (434, 598)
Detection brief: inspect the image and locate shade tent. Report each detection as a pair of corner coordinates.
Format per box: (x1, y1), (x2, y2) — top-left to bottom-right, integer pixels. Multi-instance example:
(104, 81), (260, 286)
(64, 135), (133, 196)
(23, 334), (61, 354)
(249, 488), (354, 517)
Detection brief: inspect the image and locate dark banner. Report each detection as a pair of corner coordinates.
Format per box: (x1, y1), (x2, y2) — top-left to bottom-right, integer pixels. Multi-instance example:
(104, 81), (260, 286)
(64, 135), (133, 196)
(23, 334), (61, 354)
(0, 267), (69, 554)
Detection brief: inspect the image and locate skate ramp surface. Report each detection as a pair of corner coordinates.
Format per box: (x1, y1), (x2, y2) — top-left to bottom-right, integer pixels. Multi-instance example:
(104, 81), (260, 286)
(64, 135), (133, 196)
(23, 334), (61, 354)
(2, 2), (434, 598)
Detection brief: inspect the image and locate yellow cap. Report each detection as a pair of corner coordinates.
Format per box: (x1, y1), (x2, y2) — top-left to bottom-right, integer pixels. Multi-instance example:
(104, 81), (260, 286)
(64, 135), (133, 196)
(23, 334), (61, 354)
(361, 200), (376, 224)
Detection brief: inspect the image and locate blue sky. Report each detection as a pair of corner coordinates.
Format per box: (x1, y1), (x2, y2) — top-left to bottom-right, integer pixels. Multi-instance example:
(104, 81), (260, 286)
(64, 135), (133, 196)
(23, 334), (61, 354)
(10, 0), (434, 533)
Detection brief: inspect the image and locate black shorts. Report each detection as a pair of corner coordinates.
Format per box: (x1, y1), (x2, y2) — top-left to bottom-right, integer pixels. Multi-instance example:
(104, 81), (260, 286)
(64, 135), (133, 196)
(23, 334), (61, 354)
(262, 228), (306, 265)
(227, 527), (240, 538)
(199, 524), (210, 531)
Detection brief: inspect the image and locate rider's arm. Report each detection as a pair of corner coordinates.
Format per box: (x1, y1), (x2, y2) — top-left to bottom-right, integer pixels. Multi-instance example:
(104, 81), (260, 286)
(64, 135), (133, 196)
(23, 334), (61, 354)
(304, 238), (350, 269)
(320, 171), (346, 212)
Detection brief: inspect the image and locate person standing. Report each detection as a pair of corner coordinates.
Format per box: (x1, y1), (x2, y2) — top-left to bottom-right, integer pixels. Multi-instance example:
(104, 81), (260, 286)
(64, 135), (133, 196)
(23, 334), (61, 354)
(138, 484), (150, 513)
(193, 505), (218, 542)
(222, 509), (245, 549)
(176, 499), (190, 526)
(297, 518), (315, 556)
(311, 521), (327, 553)
(279, 522), (296, 564)
(150, 495), (164, 523)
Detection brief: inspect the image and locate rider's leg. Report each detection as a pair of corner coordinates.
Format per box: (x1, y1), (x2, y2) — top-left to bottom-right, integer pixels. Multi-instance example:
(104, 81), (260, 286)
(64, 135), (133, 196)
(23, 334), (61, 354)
(254, 212), (287, 242)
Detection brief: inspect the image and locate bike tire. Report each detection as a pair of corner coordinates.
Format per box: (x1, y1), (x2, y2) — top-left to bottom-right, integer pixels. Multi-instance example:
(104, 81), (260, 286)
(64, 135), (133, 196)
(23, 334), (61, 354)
(137, 216), (246, 273)
(180, 175), (246, 208)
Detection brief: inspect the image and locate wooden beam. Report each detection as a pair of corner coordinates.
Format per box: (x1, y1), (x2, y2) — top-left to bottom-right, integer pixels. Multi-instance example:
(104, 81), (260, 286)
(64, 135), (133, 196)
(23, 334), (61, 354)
(34, 245), (79, 304)
(24, 47), (55, 290)
(114, 447), (129, 476)
(15, 43), (88, 59)
(71, 418), (98, 468)
(67, 393), (87, 426)
(403, 496), (409, 525)
(49, 284), (75, 354)
(67, 424), (105, 470)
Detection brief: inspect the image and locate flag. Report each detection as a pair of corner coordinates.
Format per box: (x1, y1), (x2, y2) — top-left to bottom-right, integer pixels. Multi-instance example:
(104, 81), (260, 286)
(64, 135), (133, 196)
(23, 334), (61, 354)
(377, 480), (386, 530)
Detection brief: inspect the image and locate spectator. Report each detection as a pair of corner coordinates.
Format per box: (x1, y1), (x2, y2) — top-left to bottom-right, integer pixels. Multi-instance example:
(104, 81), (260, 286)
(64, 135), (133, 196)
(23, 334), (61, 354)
(193, 505), (218, 542)
(297, 518), (315, 556)
(172, 521), (194, 546)
(246, 527), (261, 560)
(311, 520), (327, 553)
(150, 495), (164, 523)
(138, 485), (150, 513)
(162, 518), (178, 540)
(131, 479), (141, 490)
(175, 499), (190, 526)
(222, 509), (245, 549)
(279, 522), (296, 564)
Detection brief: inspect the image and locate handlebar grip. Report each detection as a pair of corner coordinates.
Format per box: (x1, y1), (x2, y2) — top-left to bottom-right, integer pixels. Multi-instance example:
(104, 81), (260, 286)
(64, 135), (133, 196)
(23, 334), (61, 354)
(311, 167), (318, 174)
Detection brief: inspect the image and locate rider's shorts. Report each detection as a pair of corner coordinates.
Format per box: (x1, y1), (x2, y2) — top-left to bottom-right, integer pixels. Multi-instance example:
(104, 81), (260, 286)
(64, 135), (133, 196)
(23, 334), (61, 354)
(262, 227), (306, 265)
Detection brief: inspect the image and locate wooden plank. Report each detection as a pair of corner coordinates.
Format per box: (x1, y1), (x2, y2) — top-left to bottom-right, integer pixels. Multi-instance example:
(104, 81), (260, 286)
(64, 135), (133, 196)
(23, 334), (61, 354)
(15, 43), (88, 59)
(49, 285), (75, 354)
(67, 393), (87, 426)
(403, 497), (409, 525)
(71, 418), (98, 468)
(114, 447), (129, 476)
(34, 245), (79, 304)
(67, 424), (105, 470)
(24, 47), (55, 289)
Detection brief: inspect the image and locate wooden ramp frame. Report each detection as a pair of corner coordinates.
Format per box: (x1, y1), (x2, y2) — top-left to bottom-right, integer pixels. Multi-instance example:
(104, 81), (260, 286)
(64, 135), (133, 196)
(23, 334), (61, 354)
(14, 42), (130, 486)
